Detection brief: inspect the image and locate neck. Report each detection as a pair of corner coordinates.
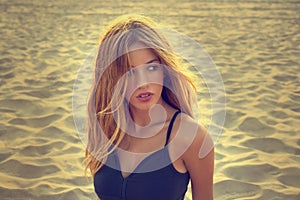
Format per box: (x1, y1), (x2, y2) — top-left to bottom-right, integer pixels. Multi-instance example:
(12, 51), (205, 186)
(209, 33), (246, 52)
(130, 109), (150, 126)
(129, 99), (169, 127)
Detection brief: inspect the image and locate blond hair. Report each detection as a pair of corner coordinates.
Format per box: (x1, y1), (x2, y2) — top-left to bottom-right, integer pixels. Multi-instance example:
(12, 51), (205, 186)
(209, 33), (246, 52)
(85, 14), (197, 176)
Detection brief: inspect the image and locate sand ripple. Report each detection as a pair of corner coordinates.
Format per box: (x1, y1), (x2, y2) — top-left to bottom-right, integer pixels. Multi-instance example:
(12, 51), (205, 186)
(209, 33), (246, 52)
(214, 180), (261, 200)
(242, 138), (298, 154)
(238, 117), (275, 136)
(224, 163), (279, 182)
(1, 159), (60, 179)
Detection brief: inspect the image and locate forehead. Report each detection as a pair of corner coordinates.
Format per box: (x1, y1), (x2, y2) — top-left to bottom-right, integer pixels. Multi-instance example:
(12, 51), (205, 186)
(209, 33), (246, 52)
(128, 42), (158, 68)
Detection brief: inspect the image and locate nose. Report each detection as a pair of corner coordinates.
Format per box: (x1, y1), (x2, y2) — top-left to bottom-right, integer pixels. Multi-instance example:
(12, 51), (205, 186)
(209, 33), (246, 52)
(130, 68), (149, 88)
(137, 68), (149, 87)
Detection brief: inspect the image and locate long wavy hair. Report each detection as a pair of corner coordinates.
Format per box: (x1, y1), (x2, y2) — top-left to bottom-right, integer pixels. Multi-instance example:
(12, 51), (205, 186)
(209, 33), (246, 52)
(85, 14), (197, 176)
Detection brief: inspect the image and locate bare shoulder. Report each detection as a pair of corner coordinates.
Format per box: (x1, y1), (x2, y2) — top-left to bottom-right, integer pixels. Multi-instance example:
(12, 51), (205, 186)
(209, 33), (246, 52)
(170, 112), (214, 160)
(183, 113), (213, 159)
(173, 113), (214, 199)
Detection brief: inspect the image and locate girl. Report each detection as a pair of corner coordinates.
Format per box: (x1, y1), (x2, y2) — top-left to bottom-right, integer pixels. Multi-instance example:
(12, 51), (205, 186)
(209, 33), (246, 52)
(85, 14), (214, 200)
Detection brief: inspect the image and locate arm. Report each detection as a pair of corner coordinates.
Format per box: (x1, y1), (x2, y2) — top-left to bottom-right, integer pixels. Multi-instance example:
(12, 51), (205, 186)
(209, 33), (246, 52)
(182, 126), (214, 200)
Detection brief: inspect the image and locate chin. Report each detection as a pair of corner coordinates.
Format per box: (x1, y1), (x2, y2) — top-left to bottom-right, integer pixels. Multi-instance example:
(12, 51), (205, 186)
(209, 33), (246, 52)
(130, 99), (161, 111)
(131, 103), (154, 111)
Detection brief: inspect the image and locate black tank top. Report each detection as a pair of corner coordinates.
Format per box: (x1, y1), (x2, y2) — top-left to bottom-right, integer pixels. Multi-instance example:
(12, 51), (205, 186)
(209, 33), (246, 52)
(94, 111), (190, 200)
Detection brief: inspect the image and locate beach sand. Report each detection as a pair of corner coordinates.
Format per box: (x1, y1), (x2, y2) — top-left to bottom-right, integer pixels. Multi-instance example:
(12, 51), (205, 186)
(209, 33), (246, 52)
(0, 0), (299, 199)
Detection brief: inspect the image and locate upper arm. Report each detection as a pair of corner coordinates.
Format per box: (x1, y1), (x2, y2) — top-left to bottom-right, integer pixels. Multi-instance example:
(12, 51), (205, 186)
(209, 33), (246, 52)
(182, 124), (214, 200)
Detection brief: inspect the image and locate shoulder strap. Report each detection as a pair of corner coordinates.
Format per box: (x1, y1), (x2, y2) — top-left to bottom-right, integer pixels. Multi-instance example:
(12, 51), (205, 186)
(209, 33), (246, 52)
(164, 110), (181, 146)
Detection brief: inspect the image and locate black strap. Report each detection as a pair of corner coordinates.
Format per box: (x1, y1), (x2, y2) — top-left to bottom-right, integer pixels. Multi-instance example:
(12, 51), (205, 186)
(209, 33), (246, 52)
(164, 110), (181, 146)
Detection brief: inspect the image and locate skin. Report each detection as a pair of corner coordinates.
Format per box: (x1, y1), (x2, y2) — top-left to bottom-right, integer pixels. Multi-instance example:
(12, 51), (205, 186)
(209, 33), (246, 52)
(120, 42), (214, 200)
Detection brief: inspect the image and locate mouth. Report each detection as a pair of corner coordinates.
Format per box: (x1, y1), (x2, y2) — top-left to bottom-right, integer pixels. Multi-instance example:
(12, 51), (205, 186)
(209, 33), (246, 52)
(136, 92), (154, 101)
(137, 92), (154, 98)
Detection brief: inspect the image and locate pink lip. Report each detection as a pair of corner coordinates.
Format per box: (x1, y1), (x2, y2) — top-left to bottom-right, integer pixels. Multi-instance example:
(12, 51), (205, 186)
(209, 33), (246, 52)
(136, 92), (154, 102)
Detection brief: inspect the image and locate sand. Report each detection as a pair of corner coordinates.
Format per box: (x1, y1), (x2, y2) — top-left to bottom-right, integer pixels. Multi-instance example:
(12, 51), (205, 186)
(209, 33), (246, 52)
(0, 0), (299, 199)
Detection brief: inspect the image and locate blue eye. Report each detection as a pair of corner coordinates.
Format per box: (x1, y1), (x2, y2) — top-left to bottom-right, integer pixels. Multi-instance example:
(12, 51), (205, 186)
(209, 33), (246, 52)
(147, 65), (158, 71)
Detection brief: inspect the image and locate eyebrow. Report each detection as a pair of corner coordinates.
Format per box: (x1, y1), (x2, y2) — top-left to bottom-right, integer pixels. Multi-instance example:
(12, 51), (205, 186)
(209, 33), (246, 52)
(132, 58), (160, 68)
(146, 58), (160, 64)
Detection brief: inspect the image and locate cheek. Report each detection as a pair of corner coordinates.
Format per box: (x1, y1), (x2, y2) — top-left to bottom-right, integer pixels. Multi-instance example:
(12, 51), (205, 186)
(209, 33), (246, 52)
(125, 88), (133, 102)
(150, 71), (164, 86)
(152, 80), (164, 93)
(125, 82), (135, 101)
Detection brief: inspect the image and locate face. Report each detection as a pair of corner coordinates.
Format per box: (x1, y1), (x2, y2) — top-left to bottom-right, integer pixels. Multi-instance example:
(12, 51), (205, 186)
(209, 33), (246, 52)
(125, 42), (164, 111)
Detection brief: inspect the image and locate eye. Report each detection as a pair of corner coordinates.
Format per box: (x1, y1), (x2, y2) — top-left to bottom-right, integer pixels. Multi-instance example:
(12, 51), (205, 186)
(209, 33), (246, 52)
(147, 65), (158, 71)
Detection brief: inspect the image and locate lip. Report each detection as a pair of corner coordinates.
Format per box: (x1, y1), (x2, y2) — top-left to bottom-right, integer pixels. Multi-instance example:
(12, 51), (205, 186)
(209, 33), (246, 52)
(136, 92), (154, 102)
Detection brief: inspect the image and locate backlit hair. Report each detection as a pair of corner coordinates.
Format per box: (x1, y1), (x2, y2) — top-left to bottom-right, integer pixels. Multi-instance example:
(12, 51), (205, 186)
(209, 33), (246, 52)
(85, 14), (197, 176)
